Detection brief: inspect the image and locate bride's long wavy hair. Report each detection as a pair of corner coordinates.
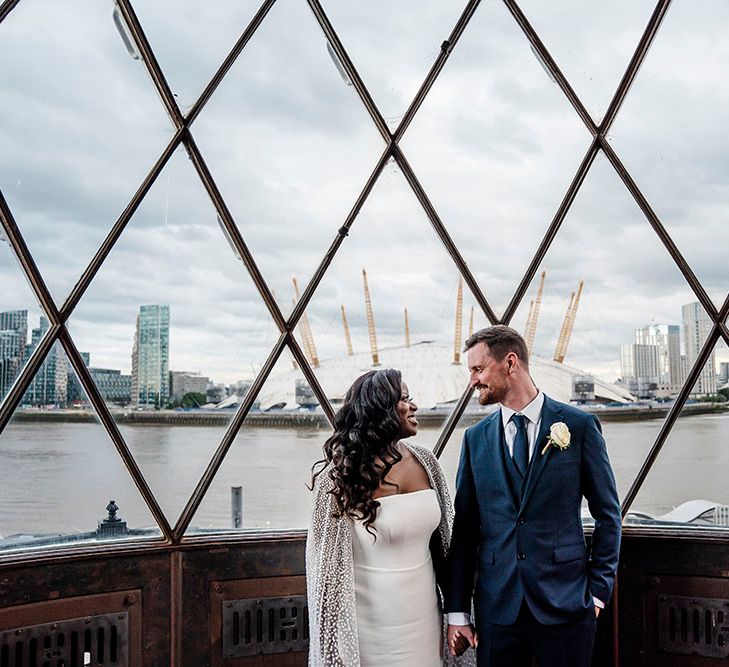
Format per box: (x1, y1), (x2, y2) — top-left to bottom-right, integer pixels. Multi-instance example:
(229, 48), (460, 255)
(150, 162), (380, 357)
(311, 368), (404, 535)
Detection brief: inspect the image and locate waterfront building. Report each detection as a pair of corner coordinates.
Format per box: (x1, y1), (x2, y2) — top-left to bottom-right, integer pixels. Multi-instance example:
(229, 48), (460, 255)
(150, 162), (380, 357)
(635, 324), (683, 394)
(130, 305), (170, 409)
(66, 351), (90, 405)
(89, 368), (132, 406)
(169, 370), (209, 402)
(718, 362), (729, 386)
(620, 343), (660, 398)
(23, 340), (68, 407)
(0, 310), (28, 400)
(682, 302), (717, 396)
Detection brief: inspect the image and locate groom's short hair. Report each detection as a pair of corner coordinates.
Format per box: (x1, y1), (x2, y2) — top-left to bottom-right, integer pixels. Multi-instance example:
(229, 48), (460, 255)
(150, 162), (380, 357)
(464, 325), (529, 365)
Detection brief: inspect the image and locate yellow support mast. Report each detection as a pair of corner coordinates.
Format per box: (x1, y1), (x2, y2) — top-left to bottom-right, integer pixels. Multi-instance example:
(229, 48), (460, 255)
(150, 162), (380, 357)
(525, 270), (546, 355)
(340, 305), (354, 356)
(362, 268), (380, 366)
(292, 276), (319, 368)
(453, 277), (464, 364)
(404, 308), (411, 348)
(468, 305), (475, 338)
(553, 280), (584, 364)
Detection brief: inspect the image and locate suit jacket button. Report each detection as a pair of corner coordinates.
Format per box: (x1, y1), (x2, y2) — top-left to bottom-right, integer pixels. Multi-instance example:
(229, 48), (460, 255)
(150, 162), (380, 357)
(517, 553), (526, 560)
(517, 518), (525, 525)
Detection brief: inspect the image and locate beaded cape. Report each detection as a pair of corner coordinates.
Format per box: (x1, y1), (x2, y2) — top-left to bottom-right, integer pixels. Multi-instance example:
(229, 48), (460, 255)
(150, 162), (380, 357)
(306, 442), (476, 666)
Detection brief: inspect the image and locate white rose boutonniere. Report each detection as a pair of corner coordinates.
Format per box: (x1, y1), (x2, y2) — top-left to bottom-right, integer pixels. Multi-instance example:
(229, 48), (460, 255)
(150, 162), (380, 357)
(541, 422), (571, 456)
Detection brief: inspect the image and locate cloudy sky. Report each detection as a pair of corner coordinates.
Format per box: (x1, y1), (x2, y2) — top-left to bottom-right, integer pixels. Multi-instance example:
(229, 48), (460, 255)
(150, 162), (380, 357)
(1, 0), (728, 392)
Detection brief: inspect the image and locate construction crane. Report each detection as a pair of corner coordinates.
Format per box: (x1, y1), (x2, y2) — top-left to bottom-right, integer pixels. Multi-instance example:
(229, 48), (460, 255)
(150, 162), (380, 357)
(525, 270), (546, 355)
(553, 280), (584, 364)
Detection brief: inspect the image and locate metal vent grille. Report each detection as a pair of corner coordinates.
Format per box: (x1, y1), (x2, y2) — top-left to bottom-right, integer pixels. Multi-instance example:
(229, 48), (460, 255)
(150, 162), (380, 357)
(222, 595), (308, 658)
(658, 594), (729, 658)
(0, 612), (128, 667)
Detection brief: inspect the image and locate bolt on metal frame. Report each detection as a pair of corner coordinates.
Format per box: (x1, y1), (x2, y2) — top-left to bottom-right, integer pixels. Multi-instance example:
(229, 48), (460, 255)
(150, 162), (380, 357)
(0, 0), (727, 549)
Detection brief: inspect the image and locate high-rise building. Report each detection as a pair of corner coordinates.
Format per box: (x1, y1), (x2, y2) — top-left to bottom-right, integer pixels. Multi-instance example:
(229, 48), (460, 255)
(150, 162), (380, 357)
(635, 324), (683, 393)
(0, 309), (28, 400)
(89, 367), (132, 405)
(23, 340), (68, 407)
(682, 302), (716, 396)
(620, 343), (660, 398)
(131, 305), (170, 409)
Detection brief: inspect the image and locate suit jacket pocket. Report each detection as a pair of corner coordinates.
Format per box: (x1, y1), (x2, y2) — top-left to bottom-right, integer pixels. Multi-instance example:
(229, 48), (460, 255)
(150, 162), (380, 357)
(553, 543), (587, 563)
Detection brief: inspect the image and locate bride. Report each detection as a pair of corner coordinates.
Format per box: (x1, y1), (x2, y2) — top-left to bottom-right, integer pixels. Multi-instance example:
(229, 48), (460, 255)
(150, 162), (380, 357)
(306, 368), (473, 666)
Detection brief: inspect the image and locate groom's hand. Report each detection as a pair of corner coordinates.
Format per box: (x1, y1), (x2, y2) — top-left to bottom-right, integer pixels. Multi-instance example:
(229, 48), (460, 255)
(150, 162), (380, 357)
(447, 624), (477, 656)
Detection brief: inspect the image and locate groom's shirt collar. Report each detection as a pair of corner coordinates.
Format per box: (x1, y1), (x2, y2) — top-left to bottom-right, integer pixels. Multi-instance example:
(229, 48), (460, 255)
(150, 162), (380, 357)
(500, 390), (544, 429)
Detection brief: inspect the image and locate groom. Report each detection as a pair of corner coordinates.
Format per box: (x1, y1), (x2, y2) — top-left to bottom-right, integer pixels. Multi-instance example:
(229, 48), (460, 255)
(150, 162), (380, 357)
(446, 326), (621, 667)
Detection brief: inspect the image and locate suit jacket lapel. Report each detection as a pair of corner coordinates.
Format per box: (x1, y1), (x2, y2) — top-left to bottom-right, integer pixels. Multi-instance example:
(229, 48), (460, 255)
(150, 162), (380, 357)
(519, 396), (562, 513)
(484, 411), (519, 510)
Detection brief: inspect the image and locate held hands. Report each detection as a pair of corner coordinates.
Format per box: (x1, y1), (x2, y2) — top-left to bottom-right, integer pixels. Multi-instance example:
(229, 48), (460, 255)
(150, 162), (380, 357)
(447, 624), (477, 656)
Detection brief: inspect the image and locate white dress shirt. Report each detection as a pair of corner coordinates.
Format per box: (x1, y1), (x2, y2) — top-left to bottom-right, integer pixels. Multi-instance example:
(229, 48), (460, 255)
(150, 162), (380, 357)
(447, 391), (602, 627)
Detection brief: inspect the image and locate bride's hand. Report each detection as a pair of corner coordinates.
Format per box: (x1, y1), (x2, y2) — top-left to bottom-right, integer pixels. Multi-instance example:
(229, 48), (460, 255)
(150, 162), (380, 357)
(447, 624), (477, 656)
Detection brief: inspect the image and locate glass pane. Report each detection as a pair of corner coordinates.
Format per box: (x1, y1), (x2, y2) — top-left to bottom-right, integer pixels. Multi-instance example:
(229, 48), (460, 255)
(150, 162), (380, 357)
(608, 0), (729, 308)
(133, 1), (262, 112)
(68, 147), (280, 527)
(400, 0), (592, 316)
(0, 0), (172, 304)
(0, 232), (46, 407)
(628, 365), (728, 528)
(0, 356), (161, 553)
(261, 166), (479, 414)
(189, 352), (325, 533)
(192, 0), (385, 317)
(517, 0), (656, 122)
(319, 0), (470, 126)
(507, 151), (711, 503)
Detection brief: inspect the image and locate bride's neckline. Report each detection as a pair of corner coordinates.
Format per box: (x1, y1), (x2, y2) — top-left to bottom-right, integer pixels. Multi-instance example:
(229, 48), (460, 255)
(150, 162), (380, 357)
(374, 488), (434, 501)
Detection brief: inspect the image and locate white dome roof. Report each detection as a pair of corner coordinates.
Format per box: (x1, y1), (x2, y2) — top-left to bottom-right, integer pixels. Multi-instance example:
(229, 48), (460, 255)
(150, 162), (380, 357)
(257, 342), (634, 409)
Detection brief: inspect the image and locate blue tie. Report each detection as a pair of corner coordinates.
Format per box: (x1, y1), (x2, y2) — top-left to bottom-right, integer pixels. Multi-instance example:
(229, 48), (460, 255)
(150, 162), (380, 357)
(511, 414), (529, 478)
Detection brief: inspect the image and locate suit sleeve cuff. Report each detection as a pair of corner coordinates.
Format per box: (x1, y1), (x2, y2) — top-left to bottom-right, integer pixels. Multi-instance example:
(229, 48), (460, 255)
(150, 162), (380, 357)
(593, 596), (605, 609)
(447, 612), (472, 625)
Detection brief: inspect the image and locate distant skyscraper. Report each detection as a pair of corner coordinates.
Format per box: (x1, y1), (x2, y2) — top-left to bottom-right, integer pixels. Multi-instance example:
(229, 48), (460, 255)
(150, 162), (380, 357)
(23, 339), (68, 407)
(620, 343), (659, 398)
(635, 324), (683, 393)
(131, 305), (170, 408)
(0, 309), (28, 400)
(682, 302), (716, 396)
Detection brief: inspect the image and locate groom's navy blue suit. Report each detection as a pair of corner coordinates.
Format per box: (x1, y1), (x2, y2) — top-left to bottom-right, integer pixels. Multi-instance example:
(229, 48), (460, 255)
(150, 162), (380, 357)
(446, 395), (621, 660)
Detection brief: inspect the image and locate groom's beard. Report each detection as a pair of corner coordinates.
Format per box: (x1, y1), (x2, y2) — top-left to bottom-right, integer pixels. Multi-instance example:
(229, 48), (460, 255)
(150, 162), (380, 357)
(475, 385), (499, 405)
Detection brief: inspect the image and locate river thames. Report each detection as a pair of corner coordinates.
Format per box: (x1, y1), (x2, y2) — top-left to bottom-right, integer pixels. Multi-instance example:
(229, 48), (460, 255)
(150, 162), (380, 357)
(1, 412), (728, 540)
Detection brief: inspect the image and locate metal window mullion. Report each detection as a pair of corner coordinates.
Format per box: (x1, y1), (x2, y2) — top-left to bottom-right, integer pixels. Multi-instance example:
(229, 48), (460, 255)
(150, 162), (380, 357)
(394, 0), (482, 142)
(60, 129), (185, 319)
(0, 324), (60, 433)
(502, 0), (597, 136)
(58, 327), (174, 541)
(500, 137), (600, 325)
(173, 334), (288, 540)
(182, 131), (287, 332)
(286, 145), (392, 332)
(0, 0), (20, 25)
(114, 0), (184, 129)
(286, 334), (335, 424)
(620, 323), (721, 517)
(306, 0), (391, 144)
(433, 382), (474, 459)
(599, 0), (672, 135)
(186, 0), (278, 126)
(393, 145), (498, 325)
(0, 191), (60, 323)
(601, 138), (718, 322)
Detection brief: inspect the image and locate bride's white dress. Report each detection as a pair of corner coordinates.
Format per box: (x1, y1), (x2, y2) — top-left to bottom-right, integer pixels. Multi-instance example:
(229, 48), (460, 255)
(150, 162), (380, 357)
(352, 488), (442, 666)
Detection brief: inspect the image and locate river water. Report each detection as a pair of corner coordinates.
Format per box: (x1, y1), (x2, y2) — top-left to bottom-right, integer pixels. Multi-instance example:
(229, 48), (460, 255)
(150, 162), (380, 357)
(1, 413), (728, 541)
